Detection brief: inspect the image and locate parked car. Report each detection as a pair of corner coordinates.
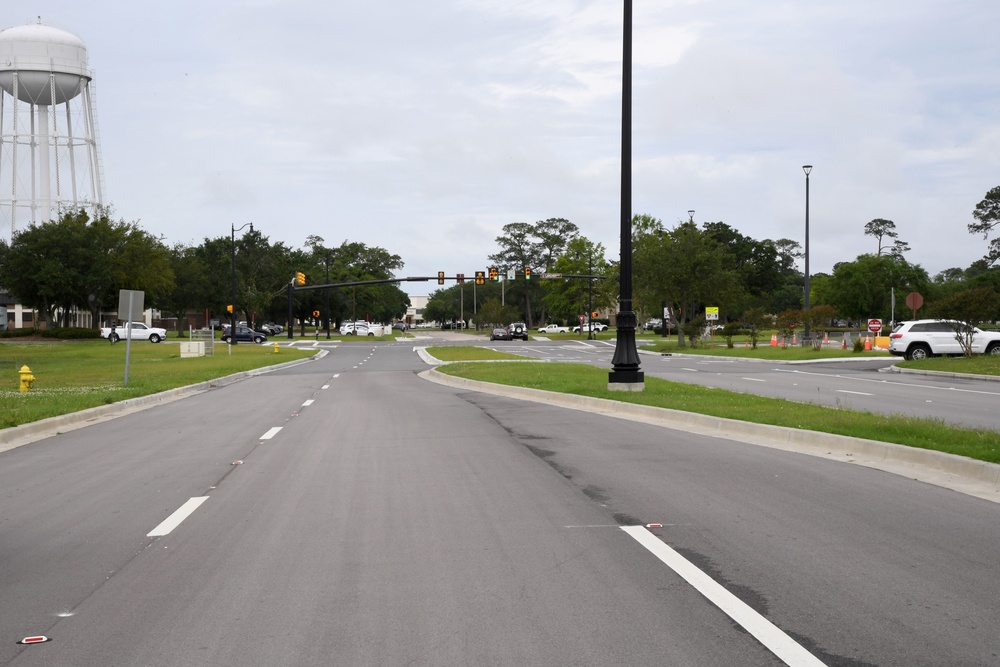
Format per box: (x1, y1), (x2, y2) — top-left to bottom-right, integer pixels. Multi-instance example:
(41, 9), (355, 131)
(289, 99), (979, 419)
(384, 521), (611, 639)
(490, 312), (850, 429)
(490, 327), (512, 341)
(508, 322), (529, 340)
(888, 319), (1000, 360)
(572, 322), (608, 333)
(221, 325), (267, 344)
(537, 324), (569, 334)
(100, 321), (168, 343)
(258, 322), (283, 335)
(339, 321), (375, 336)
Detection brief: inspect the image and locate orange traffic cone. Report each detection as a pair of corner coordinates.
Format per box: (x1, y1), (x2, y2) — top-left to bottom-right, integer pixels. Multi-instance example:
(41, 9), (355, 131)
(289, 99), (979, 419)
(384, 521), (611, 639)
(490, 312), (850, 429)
(824, 332), (829, 345)
(745, 341), (749, 347)
(864, 335), (872, 351)
(770, 334), (777, 346)
(792, 333), (797, 345)
(841, 336), (847, 350)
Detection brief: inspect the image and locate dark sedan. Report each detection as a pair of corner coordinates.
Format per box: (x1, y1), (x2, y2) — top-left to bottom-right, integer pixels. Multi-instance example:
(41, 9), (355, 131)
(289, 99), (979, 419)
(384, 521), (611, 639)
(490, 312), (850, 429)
(221, 324), (267, 344)
(489, 327), (512, 341)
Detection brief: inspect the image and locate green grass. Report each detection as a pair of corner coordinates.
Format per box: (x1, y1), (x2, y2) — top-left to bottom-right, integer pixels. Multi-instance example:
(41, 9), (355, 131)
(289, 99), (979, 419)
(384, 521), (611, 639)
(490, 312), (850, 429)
(427, 346), (528, 362)
(437, 361), (1000, 464)
(900, 355), (1000, 375)
(643, 340), (890, 361)
(0, 340), (314, 428)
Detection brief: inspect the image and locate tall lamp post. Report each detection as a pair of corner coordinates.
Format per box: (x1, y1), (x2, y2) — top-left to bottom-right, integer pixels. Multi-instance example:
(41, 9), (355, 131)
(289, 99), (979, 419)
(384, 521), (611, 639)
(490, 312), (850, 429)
(802, 165), (812, 343)
(609, 0), (644, 391)
(230, 222), (253, 345)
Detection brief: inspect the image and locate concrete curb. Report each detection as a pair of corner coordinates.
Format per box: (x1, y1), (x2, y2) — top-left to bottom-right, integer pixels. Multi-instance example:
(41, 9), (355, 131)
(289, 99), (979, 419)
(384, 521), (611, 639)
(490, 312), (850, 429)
(0, 351), (323, 454)
(883, 364), (1000, 382)
(421, 368), (1000, 505)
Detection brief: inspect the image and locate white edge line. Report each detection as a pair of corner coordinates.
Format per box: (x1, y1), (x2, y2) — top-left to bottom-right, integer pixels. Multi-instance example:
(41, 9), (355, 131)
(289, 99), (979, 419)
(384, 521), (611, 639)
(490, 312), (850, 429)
(260, 427), (282, 440)
(621, 526), (826, 667)
(147, 497), (209, 537)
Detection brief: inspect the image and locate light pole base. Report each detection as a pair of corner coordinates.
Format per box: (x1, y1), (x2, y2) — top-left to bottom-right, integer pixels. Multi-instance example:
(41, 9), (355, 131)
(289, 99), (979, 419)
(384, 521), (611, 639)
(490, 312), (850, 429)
(608, 370), (645, 392)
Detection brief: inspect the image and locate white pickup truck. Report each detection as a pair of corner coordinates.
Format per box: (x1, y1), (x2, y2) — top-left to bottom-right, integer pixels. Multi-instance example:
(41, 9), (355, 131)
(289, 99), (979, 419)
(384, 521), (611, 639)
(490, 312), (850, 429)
(100, 321), (168, 343)
(537, 324), (569, 334)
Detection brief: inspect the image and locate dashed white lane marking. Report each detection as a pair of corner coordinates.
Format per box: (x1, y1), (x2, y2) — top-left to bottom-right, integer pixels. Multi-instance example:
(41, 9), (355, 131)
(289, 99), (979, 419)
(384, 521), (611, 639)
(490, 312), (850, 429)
(148, 497), (209, 537)
(835, 389), (873, 396)
(260, 427), (282, 440)
(621, 526), (826, 667)
(322, 384), (330, 389)
(742, 377), (766, 382)
(302, 399), (315, 407)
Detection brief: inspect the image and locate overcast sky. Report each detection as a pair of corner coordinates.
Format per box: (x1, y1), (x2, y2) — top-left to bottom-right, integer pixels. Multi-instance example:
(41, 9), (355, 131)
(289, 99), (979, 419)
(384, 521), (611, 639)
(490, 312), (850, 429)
(5, 1), (999, 295)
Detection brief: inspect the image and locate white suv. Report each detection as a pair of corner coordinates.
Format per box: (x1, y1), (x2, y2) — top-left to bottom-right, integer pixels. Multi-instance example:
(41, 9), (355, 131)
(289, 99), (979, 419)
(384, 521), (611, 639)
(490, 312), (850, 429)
(888, 319), (1000, 360)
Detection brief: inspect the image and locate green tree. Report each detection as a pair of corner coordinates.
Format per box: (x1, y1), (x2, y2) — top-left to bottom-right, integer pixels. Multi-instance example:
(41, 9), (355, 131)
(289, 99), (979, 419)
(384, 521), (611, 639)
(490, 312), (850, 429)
(0, 209), (173, 328)
(926, 287), (1000, 355)
(634, 219), (741, 347)
(542, 237), (612, 325)
(970, 185), (1000, 267)
(828, 254), (930, 322)
(864, 218), (910, 259)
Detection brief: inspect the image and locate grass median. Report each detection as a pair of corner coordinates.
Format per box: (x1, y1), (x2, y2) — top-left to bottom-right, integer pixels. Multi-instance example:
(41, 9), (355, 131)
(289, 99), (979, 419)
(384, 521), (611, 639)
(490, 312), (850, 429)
(431, 355), (1000, 465)
(0, 340), (315, 429)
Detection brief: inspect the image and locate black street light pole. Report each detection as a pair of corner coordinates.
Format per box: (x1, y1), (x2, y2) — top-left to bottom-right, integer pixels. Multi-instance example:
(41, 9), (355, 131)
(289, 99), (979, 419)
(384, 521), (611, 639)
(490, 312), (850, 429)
(609, 0), (644, 391)
(324, 253), (331, 339)
(588, 251), (595, 340)
(803, 165), (812, 342)
(230, 222), (253, 345)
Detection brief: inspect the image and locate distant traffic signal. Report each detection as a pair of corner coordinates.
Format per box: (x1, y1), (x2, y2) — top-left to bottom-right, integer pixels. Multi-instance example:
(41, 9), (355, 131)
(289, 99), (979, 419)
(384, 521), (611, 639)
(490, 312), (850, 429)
(457, 273), (465, 284)
(437, 271), (445, 285)
(227, 304), (233, 313)
(488, 266), (499, 282)
(592, 311), (599, 319)
(524, 267), (532, 280)
(475, 271), (485, 285)
(295, 271), (306, 285)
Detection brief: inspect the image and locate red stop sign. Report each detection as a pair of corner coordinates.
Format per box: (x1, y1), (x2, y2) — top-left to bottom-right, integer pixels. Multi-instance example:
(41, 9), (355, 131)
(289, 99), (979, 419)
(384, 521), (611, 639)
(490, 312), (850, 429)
(905, 292), (924, 311)
(867, 319), (882, 333)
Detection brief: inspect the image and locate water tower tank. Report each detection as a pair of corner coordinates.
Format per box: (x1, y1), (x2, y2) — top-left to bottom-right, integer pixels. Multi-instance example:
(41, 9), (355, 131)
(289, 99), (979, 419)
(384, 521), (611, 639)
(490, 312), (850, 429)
(0, 23), (90, 105)
(0, 21), (104, 238)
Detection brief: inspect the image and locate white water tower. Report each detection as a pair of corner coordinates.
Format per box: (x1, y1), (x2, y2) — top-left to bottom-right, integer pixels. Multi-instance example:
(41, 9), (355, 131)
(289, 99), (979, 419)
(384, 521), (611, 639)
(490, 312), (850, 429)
(0, 20), (105, 239)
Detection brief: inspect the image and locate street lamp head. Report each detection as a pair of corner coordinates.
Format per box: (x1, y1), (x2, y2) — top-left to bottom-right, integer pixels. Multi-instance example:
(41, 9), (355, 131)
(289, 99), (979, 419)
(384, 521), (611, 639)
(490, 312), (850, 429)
(802, 165), (812, 176)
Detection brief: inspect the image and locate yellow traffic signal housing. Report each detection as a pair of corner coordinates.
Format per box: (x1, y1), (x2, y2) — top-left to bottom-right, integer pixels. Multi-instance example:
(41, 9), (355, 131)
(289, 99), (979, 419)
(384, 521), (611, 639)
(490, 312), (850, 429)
(488, 266), (499, 281)
(475, 271), (485, 285)
(592, 311), (599, 319)
(227, 304), (233, 313)
(524, 267), (532, 280)
(437, 271), (445, 285)
(295, 271), (306, 286)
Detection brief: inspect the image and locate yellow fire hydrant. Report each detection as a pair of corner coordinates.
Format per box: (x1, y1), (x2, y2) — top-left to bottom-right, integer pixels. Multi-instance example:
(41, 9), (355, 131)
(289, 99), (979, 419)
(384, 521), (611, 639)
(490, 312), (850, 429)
(273, 341), (279, 354)
(19, 365), (35, 393)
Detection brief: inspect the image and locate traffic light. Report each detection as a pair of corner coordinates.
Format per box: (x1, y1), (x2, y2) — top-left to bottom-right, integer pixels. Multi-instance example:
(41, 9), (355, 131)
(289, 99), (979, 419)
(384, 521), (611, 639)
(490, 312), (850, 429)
(437, 271), (445, 285)
(524, 267), (532, 280)
(457, 273), (465, 284)
(475, 271), (485, 285)
(227, 304), (233, 313)
(592, 311), (599, 319)
(295, 271), (306, 286)
(488, 266), (499, 282)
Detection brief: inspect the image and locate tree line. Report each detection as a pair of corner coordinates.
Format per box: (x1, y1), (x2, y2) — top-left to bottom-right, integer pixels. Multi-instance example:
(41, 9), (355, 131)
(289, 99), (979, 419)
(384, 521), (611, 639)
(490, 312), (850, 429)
(426, 185), (1000, 337)
(0, 210), (410, 333)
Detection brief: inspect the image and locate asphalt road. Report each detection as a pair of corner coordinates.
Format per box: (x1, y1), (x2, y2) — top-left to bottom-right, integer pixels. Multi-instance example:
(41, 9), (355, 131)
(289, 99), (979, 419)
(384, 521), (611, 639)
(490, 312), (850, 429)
(2, 338), (999, 666)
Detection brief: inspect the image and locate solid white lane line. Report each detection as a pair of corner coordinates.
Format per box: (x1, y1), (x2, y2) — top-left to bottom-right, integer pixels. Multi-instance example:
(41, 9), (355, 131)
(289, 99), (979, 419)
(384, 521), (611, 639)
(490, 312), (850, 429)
(260, 427), (282, 440)
(621, 526), (826, 667)
(147, 497), (209, 537)
(302, 399), (315, 407)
